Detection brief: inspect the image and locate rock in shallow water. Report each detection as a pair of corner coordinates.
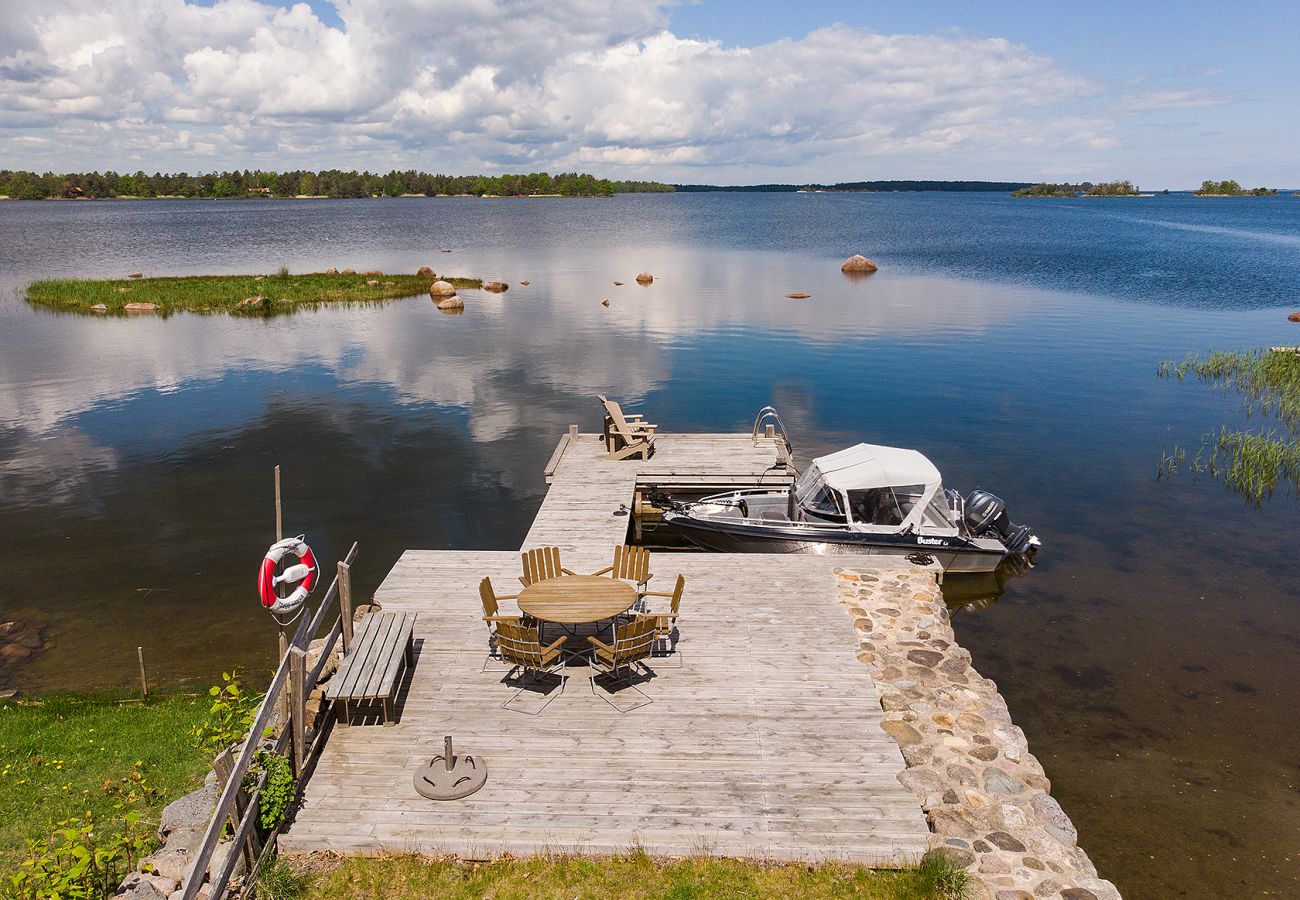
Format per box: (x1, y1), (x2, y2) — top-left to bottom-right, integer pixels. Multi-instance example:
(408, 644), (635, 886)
(840, 253), (878, 272)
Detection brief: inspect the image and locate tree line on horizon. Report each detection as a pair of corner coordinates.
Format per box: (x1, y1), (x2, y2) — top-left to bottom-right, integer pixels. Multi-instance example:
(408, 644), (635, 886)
(0, 169), (676, 200)
(673, 180), (1030, 193)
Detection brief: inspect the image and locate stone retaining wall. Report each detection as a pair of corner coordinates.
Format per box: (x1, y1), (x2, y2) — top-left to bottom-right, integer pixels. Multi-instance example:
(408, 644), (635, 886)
(836, 566), (1120, 900)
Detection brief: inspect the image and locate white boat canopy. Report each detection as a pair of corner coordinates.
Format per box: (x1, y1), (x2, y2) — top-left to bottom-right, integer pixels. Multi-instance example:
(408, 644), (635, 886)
(811, 443), (941, 493)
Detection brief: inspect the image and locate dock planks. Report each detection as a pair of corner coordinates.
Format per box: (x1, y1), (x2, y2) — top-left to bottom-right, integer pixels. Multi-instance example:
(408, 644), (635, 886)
(281, 430), (930, 865)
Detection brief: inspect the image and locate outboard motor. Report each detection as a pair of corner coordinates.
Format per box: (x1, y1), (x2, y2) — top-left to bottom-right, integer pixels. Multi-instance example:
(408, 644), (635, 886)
(963, 490), (1040, 556)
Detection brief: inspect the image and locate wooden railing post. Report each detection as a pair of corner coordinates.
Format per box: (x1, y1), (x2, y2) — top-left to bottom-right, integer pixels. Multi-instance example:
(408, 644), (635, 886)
(338, 561), (354, 653)
(288, 647), (307, 776)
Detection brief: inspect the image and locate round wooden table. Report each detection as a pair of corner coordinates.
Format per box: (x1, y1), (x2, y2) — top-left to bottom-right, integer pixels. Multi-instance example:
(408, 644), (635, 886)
(517, 575), (637, 625)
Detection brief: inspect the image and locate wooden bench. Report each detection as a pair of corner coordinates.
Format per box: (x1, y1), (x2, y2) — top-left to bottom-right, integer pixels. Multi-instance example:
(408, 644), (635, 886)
(326, 611), (416, 726)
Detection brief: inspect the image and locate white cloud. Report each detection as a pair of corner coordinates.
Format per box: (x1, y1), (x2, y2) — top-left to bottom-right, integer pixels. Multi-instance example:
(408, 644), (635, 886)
(0, 0), (1226, 179)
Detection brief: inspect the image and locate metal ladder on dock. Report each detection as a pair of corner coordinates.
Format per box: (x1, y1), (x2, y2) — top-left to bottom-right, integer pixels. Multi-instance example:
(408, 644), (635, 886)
(751, 406), (795, 468)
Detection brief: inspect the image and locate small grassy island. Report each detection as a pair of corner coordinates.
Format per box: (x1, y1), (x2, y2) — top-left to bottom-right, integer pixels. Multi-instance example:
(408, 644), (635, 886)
(25, 270), (482, 316)
(1193, 179), (1277, 196)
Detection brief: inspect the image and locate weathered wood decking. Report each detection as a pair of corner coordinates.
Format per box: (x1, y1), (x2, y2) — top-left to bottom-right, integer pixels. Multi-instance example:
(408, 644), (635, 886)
(524, 433), (793, 553)
(280, 431), (930, 864)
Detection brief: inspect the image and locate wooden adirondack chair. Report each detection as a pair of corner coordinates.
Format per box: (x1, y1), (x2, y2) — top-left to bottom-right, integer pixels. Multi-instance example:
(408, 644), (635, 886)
(586, 615), (656, 710)
(638, 573), (684, 664)
(590, 544), (653, 591)
(496, 621), (569, 715)
(519, 546), (576, 587)
(598, 394), (656, 461)
(479, 577), (527, 668)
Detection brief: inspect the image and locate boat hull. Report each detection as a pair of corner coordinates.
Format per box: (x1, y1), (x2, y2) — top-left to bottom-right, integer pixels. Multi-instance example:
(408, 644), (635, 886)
(662, 511), (1011, 573)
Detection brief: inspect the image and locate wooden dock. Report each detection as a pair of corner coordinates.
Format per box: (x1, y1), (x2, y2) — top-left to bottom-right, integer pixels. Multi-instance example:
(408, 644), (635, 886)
(281, 431), (930, 864)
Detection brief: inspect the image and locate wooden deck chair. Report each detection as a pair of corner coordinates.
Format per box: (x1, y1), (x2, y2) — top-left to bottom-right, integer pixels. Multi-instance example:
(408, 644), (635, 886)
(586, 615), (656, 711)
(479, 576), (524, 670)
(496, 621), (569, 715)
(598, 394), (656, 461)
(638, 574), (684, 667)
(591, 544), (653, 592)
(519, 546), (576, 587)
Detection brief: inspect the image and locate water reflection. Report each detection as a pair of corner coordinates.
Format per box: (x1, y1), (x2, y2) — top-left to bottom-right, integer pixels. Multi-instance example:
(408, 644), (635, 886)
(941, 556), (1034, 612)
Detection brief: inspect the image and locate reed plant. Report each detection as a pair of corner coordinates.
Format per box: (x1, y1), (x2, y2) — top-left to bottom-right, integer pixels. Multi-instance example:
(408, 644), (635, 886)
(24, 272), (482, 316)
(1157, 349), (1300, 504)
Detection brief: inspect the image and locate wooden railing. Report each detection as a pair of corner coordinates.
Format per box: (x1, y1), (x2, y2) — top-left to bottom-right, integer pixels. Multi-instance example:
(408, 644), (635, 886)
(179, 542), (358, 900)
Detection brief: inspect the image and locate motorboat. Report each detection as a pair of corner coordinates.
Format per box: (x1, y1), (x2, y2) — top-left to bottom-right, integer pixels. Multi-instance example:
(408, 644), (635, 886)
(659, 442), (1040, 573)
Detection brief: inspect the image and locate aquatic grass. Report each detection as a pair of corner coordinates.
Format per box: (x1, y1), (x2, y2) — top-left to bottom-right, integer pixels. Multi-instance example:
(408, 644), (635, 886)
(24, 271), (483, 317)
(295, 850), (968, 899)
(1157, 349), (1300, 504)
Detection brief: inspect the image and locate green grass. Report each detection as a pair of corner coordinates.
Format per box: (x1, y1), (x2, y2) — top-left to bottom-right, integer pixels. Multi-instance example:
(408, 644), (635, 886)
(24, 271), (483, 316)
(1156, 348), (1300, 504)
(293, 851), (968, 900)
(0, 693), (211, 875)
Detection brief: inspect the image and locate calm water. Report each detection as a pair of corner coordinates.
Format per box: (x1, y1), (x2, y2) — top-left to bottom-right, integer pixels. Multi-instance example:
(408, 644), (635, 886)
(1, 193), (1297, 896)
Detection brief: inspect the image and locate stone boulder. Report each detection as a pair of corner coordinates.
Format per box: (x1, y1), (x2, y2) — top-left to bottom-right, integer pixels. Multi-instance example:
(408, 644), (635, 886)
(158, 783), (217, 841)
(124, 302), (160, 312)
(416, 266), (435, 277)
(129, 272), (143, 279)
(1289, 312), (1300, 323)
(235, 295), (265, 310)
(366, 279), (379, 286)
(635, 272), (653, 284)
(340, 268), (356, 275)
(325, 267), (339, 275)
(483, 281), (508, 293)
(841, 254), (878, 273)
(117, 872), (170, 900)
(436, 295), (464, 310)
(519, 280), (530, 286)
(601, 299), (610, 307)
(90, 304), (108, 312)
(207, 839), (247, 882)
(139, 824), (205, 881)
(429, 280), (457, 297)
(785, 292), (812, 299)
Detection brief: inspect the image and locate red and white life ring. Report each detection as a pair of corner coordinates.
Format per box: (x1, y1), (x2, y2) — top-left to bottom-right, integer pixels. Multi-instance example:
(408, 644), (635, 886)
(258, 536), (318, 615)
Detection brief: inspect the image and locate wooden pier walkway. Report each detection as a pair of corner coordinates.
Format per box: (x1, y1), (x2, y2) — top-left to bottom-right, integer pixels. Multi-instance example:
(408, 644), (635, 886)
(281, 431), (930, 864)
(523, 432), (793, 555)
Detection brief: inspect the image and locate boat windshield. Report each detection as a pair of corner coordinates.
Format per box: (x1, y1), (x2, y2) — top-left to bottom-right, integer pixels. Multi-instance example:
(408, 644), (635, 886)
(847, 484), (928, 529)
(794, 470), (846, 522)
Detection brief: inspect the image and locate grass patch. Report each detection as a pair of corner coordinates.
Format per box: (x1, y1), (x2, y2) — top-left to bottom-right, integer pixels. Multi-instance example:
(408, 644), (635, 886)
(294, 851), (968, 899)
(0, 692), (211, 875)
(24, 271), (483, 316)
(1157, 348), (1300, 504)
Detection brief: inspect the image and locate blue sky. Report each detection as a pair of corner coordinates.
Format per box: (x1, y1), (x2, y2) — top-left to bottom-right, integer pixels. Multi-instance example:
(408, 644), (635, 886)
(2, 0), (1296, 187)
